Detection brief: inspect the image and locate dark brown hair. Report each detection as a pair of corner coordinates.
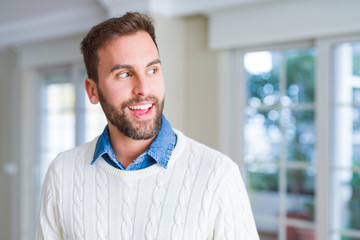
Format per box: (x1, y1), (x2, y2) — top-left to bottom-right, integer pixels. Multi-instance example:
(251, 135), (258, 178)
(80, 12), (158, 83)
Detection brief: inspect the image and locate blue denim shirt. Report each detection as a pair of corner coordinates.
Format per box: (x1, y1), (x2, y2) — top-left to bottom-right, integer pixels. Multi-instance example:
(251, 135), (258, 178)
(91, 115), (177, 170)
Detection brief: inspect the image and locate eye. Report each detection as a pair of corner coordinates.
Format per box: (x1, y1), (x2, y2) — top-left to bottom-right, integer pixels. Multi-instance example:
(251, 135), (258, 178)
(147, 68), (156, 74)
(117, 72), (130, 78)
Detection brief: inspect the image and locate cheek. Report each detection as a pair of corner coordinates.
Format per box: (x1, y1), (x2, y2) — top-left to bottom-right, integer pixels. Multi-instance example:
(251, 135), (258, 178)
(99, 81), (130, 104)
(155, 77), (165, 97)
(157, 83), (165, 97)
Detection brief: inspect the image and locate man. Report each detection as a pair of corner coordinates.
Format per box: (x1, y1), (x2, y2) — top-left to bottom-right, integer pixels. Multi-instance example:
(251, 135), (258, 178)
(36, 12), (259, 239)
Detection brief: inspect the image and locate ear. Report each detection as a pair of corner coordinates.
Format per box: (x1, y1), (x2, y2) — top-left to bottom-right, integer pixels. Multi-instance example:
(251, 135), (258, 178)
(85, 78), (99, 104)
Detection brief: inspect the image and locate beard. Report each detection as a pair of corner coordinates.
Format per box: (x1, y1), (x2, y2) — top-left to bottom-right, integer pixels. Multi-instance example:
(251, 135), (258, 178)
(97, 88), (164, 140)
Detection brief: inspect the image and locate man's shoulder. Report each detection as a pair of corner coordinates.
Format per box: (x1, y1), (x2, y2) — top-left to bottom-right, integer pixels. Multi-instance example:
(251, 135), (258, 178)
(175, 130), (237, 171)
(50, 137), (98, 170)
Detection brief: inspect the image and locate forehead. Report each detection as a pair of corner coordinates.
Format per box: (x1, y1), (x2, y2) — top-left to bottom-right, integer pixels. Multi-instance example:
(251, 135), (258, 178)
(97, 31), (159, 66)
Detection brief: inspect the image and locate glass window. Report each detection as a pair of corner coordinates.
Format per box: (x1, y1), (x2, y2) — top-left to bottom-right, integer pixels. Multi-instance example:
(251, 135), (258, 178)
(331, 42), (360, 240)
(39, 68), (75, 182)
(244, 47), (316, 239)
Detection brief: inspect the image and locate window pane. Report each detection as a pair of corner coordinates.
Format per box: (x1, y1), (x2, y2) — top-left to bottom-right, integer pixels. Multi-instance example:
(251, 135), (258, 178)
(287, 168), (315, 222)
(245, 109), (281, 163)
(40, 82), (75, 182)
(283, 110), (316, 163)
(287, 226), (315, 240)
(348, 171), (360, 231)
(354, 106), (360, 166)
(258, 222), (278, 240)
(340, 236), (360, 240)
(47, 113), (75, 150)
(353, 89), (360, 105)
(353, 42), (360, 76)
(248, 164), (279, 216)
(331, 170), (360, 232)
(249, 164), (279, 193)
(286, 49), (315, 103)
(245, 51), (281, 107)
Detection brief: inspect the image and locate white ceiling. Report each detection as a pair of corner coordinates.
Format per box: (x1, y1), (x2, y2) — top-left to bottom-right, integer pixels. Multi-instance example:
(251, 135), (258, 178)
(0, 0), (97, 24)
(0, 0), (278, 49)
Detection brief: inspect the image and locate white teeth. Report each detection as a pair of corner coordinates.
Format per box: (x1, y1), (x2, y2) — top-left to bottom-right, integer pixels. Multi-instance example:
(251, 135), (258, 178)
(129, 103), (152, 110)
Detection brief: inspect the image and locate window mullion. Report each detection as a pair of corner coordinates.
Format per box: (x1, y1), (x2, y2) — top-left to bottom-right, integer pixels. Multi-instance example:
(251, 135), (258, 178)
(315, 38), (331, 240)
(278, 51), (287, 240)
(237, 50), (247, 175)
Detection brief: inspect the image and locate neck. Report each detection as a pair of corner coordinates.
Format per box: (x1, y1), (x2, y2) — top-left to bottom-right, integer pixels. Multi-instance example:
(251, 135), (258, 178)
(107, 123), (155, 168)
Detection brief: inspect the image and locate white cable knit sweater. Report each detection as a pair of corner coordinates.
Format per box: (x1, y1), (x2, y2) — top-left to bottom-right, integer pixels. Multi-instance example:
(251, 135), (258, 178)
(36, 130), (259, 240)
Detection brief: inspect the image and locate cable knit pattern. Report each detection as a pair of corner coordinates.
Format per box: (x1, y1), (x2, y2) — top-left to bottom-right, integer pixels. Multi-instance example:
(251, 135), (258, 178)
(95, 166), (108, 240)
(52, 159), (67, 239)
(145, 166), (173, 240)
(36, 130), (259, 240)
(171, 149), (197, 240)
(196, 155), (222, 239)
(37, 166), (54, 238)
(234, 167), (257, 238)
(121, 179), (135, 239)
(223, 187), (234, 239)
(73, 151), (85, 240)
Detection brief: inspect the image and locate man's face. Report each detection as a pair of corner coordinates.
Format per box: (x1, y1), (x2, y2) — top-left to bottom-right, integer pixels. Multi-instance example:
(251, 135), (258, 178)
(93, 31), (165, 140)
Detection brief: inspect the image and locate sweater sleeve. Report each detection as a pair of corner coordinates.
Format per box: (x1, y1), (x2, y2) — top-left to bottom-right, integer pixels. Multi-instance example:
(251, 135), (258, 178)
(35, 162), (63, 240)
(212, 162), (259, 240)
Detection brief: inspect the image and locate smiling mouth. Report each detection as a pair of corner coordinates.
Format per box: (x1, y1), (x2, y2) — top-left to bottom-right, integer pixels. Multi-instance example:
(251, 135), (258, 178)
(127, 102), (154, 120)
(128, 103), (153, 110)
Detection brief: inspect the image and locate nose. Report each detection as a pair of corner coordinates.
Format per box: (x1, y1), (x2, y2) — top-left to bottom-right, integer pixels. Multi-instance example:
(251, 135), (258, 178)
(132, 74), (150, 97)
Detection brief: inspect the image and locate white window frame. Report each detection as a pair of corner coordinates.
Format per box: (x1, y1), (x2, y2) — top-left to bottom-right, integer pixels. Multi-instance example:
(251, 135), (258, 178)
(221, 33), (360, 240)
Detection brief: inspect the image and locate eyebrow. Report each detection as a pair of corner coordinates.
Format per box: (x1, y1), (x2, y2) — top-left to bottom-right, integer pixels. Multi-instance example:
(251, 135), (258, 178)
(110, 58), (161, 73)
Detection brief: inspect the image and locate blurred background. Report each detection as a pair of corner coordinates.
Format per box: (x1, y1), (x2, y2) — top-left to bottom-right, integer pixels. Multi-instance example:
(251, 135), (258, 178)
(0, 0), (360, 239)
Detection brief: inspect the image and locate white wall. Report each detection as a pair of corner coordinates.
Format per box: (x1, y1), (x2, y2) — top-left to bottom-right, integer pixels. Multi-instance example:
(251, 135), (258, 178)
(209, 0), (360, 50)
(155, 15), (186, 131)
(183, 15), (220, 150)
(0, 49), (19, 240)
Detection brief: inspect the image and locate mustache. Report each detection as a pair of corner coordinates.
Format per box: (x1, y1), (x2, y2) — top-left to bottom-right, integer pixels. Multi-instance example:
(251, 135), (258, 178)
(121, 96), (160, 109)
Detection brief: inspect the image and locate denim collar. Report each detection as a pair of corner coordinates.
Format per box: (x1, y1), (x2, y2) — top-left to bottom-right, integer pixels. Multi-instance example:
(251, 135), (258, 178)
(91, 115), (176, 170)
